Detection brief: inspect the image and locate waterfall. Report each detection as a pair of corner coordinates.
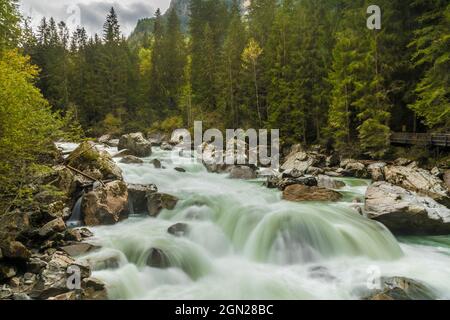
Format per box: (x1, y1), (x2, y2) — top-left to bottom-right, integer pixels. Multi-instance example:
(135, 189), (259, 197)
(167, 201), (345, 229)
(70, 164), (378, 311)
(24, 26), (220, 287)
(54, 143), (450, 300)
(67, 195), (84, 228)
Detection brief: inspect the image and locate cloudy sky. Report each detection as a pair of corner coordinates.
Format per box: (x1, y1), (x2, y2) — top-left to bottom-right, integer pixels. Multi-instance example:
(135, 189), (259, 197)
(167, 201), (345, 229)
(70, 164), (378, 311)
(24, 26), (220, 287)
(19, 0), (172, 36)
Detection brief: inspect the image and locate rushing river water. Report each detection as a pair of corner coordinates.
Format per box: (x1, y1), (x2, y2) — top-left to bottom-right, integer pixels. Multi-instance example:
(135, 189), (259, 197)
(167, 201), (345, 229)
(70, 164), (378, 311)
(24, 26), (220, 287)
(58, 143), (450, 300)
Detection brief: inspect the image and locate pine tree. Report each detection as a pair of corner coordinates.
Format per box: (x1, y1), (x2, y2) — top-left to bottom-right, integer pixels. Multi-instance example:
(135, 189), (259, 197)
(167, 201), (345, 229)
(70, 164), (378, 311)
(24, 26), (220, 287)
(218, 0), (247, 127)
(162, 7), (186, 116)
(409, 0), (450, 130)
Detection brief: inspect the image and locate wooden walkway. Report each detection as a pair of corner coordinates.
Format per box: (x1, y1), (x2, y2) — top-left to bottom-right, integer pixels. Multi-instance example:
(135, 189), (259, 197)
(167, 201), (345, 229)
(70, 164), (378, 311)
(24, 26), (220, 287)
(391, 132), (450, 148)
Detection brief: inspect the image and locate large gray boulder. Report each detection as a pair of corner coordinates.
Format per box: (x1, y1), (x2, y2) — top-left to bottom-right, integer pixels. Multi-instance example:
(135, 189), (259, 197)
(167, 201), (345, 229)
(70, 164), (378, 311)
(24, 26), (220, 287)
(365, 182), (450, 235)
(384, 165), (450, 207)
(82, 181), (128, 226)
(118, 133), (152, 157)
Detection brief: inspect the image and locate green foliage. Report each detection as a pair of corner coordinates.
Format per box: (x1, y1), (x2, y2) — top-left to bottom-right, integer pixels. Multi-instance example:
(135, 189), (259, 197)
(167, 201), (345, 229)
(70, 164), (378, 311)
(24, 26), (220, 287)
(0, 49), (63, 208)
(0, 0), (21, 49)
(409, 2), (450, 129)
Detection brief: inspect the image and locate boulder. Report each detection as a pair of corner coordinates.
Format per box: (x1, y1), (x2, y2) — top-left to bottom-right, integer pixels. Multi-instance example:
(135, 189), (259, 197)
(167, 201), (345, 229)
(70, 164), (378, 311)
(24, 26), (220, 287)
(147, 193), (179, 217)
(175, 167), (187, 173)
(127, 183), (158, 214)
(0, 210), (30, 242)
(146, 248), (170, 268)
(60, 243), (96, 257)
(306, 166), (325, 176)
(384, 165), (450, 207)
(265, 176), (317, 190)
(281, 168), (304, 179)
(282, 185), (343, 202)
(38, 218), (66, 238)
(82, 181), (128, 226)
(365, 277), (436, 300)
(118, 133), (152, 157)
(98, 134), (112, 144)
(161, 142), (173, 151)
(365, 182), (450, 235)
(119, 155), (144, 164)
(88, 255), (120, 271)
(66, 141), (123, 181)
(0, 241), (31, 260)
(30, 251), (90, 300)
(367, 162), (387, 181)
(229, 166), (257, 180)
(151, 159), (162, 169)
(81, 277), (108, 300)
(340, 159), (370, 178)
(168, 223), (190, 237)
(317, 175), (345, 189)
(147, 132), (166, 146)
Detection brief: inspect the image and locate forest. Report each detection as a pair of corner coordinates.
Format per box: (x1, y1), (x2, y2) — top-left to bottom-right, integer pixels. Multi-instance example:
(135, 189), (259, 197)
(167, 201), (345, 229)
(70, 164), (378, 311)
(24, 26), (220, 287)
(0, 0), (449, 207)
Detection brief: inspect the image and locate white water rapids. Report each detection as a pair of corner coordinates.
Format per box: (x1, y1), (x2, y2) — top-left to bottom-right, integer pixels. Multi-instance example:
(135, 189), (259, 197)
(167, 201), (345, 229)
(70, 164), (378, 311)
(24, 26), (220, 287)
(58, 143), (450, 300)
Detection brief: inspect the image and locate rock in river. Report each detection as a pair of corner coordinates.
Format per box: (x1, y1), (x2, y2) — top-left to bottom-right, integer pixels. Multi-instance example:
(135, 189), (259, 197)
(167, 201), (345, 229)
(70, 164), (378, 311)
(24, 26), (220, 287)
(82, 181), (128, 226)
(384, 165), (450, 207)
(283, 185), (343, 202)
(365, 181), (450, 235)
(118, 133), (152, 158)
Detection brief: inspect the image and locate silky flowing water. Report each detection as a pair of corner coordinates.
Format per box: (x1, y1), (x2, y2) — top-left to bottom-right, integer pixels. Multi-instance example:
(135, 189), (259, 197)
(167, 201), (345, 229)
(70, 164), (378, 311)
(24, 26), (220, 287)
(57, 143), (450, 300)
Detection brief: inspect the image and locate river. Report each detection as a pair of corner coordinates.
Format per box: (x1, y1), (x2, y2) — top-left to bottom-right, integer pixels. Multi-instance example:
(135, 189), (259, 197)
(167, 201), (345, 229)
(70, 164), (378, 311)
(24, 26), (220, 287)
(58, 143), (450, 300)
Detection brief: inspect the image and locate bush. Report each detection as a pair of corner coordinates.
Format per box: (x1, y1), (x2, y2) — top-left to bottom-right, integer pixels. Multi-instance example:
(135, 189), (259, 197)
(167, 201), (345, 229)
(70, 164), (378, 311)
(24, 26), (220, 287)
(0, 50), (63, 211)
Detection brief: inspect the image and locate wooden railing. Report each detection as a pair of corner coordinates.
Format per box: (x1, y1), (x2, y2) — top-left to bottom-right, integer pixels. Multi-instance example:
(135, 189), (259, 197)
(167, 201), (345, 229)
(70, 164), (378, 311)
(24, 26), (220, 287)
(390, 132), (450, 147)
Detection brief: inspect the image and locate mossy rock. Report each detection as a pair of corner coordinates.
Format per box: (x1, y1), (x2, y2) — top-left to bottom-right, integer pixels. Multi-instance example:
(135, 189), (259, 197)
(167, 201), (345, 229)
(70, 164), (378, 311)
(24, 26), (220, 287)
(66, 142), (122, 181)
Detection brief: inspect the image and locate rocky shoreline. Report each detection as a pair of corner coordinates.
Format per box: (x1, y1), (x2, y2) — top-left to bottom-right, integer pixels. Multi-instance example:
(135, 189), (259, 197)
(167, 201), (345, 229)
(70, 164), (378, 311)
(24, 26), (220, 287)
(1, 132), (449, 300)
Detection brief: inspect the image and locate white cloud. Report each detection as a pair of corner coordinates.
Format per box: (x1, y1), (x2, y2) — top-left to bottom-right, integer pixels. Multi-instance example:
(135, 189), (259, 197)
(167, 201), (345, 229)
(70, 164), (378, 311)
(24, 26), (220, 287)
(19, 0), (172, 36)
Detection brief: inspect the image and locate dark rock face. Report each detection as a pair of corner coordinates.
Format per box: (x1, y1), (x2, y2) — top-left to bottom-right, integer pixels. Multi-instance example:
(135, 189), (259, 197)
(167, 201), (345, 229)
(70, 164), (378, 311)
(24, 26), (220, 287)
(365, 182), (450, 235)
(282, 185), (343, 202)
(82, 181), (128, 226)
(146, 248), (170, 269)
(364, 277), (436, 300)
(127, 183), (158, 214)
(118, 133), (152, 158)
